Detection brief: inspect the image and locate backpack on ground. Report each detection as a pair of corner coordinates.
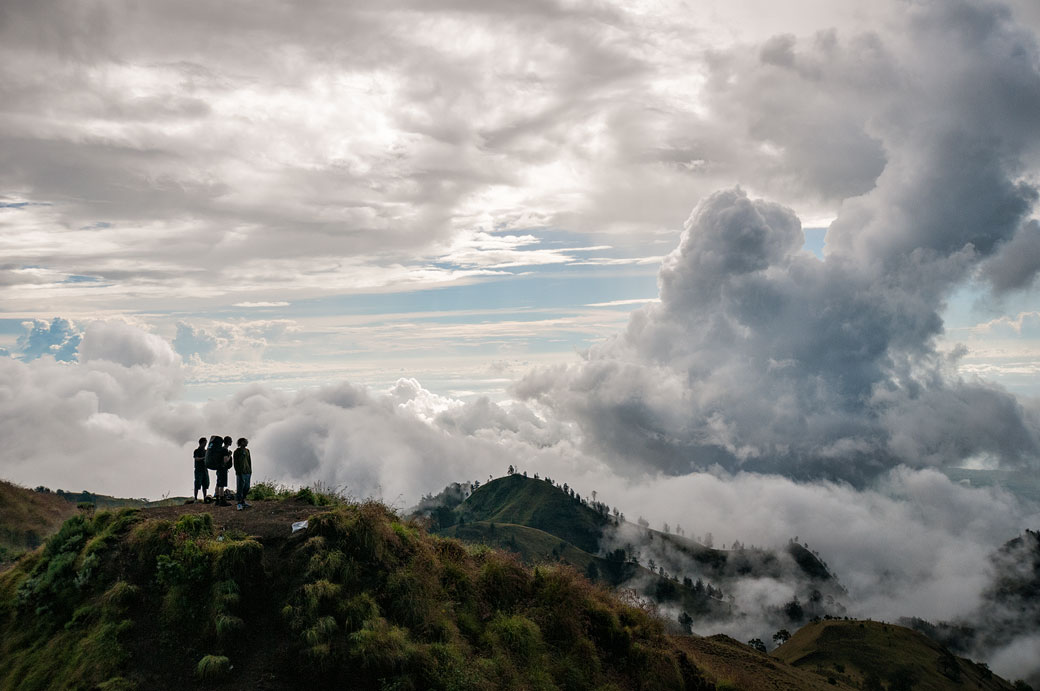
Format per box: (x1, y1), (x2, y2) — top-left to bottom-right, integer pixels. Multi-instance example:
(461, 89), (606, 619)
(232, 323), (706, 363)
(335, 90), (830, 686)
(204, 435), (225, 470)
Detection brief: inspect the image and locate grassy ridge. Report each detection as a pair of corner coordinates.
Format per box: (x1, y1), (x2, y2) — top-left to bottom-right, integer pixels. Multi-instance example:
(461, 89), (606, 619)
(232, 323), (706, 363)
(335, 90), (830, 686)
(773, 619), (1018, 691)
(0, 500), (716, 690)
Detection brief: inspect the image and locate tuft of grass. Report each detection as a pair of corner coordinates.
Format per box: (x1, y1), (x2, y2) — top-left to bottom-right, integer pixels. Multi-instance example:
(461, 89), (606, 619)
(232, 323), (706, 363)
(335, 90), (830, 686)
(195, 654), (231, 680)
(247, 480), (348, 506)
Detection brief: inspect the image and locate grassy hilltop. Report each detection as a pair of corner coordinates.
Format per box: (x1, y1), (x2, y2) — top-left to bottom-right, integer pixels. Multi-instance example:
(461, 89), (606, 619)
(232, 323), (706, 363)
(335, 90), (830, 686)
(0, 494), (720, 690)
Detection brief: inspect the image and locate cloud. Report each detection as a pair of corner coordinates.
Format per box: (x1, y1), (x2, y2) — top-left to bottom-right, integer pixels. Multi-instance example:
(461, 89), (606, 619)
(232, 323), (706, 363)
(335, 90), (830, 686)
(0, 0), (1000, 314)
(172, 319), (297, 364)
(516, 1), (1040, 483)
(16, 317), (81, 362)
(980, 220), (1040, 293)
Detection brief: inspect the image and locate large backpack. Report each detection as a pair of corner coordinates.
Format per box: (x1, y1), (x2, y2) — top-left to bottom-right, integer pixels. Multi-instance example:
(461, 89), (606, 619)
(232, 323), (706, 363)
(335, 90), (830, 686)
(204, 435), (225, 470)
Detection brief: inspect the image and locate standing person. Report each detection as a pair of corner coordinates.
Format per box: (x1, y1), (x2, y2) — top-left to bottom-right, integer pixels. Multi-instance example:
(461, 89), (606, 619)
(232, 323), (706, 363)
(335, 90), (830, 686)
(214, 436), (233, 506)
(192, 437), (210, 503)
(234, 438), (252, 511)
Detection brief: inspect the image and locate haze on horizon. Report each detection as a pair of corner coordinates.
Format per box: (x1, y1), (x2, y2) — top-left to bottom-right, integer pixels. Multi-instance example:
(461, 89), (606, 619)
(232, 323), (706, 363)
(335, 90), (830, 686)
(2, 0), (1040, 681)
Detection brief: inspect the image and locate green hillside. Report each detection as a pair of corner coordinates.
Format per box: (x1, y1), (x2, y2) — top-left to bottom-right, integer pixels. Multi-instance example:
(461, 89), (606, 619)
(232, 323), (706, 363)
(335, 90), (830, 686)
(433, 475), (843, 628)
(0, 498), (721, 690)
(457, 474), (609, 553)
(0, 480), (78, 564)
(441, 519), (732, 621)
(773, 619), (1019, 691)
(442, 521), (601, 573)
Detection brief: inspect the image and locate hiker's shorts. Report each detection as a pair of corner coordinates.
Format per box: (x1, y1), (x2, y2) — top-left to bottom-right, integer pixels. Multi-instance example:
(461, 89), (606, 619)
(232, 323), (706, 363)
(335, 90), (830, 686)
(216, 466), (228, 487)
(194, 468), (210, 491)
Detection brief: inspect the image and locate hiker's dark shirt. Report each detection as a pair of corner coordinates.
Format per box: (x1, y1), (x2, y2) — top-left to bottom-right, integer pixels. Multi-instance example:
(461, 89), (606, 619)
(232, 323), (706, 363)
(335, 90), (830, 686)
(193, 447), (207, 472)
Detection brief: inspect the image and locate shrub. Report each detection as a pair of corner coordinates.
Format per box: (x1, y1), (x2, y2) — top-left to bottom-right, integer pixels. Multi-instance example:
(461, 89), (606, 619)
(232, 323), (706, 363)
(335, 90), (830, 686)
(485, 613), (544, 663)
(195, 654), (231, 680)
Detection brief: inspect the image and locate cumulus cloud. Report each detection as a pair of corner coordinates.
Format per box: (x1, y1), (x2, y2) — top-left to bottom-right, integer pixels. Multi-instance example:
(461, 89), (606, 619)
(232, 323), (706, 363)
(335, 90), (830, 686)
(172, 319), (297, 363)
(517, 1), (1040, 483)
(16, 317), (81, 362)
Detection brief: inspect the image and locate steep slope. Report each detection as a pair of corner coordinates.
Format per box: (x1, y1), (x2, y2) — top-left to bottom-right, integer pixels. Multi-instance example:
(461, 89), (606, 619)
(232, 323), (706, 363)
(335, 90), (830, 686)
(0, 480), (78, 564)
(773, 619), (1018, 691)
(0, 499), (717, 690)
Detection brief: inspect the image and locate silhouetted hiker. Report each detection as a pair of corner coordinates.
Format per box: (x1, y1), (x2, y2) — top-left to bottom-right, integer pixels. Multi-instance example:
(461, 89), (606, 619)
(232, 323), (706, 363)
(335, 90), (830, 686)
(215, 436), (233, 506)
(204, 435), (232, 506)
(234, 437), (252, 511)
(192, 437), (210, 504)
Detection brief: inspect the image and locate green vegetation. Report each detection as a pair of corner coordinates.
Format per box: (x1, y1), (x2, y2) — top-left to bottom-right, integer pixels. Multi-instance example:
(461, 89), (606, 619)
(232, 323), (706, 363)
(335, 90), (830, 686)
(195, 654), (231, 681)
(1, 496), (717, 689)
(281, 502), (711, 689)
(0, 507), (263, 691)
(454, 474), (609, 553)
(247, 480), (346, 506)
(0, 507), (144, 690)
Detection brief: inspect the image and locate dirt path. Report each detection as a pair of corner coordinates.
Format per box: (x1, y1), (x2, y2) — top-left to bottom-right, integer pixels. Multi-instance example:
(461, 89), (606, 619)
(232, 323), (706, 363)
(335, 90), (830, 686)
(144, 497), (325, 542)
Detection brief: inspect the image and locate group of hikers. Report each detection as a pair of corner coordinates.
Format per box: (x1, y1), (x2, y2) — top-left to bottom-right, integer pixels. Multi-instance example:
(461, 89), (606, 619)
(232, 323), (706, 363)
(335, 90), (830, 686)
(191, 436), (253, 510)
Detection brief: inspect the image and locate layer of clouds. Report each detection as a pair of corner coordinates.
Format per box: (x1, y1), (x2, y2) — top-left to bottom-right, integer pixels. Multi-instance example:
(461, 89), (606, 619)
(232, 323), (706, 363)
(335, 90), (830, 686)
(4, 0), (1034, 311)
(172, 319), (298, 364)
(1, 320), (1038, 682)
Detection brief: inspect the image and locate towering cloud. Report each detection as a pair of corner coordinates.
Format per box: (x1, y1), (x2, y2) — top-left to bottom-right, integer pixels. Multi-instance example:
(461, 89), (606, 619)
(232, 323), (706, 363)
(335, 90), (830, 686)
(517, 1), (1040, 483)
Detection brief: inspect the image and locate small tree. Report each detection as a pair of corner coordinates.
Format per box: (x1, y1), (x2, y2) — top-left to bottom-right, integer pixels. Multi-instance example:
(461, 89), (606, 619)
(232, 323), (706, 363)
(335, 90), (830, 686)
(678, 611), (693, 635)
(747, 638), (767, 653)
(772, 629), (791, 646)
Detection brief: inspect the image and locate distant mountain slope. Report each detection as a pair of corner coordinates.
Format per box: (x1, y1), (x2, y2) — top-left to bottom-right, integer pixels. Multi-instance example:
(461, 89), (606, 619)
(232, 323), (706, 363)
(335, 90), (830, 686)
(773, 619), (1018, 691)
(0, 480), (77, 564)
(676, 633), (858, 691)
(434, 474), (845, 630)
(457, 473), (608, 553)
(440, 520), (733, 620)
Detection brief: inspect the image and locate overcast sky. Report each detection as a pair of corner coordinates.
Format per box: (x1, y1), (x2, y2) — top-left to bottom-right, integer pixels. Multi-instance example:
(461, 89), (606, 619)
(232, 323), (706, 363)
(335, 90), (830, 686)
(3, 0), (1040, 679)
